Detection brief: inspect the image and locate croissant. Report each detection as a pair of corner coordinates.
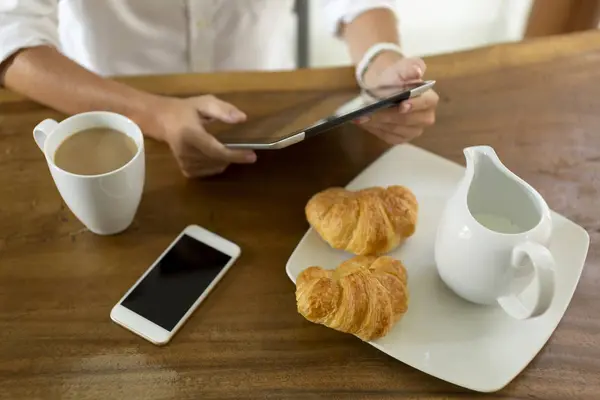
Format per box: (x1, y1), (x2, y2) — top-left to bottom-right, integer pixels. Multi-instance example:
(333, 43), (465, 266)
(295, 255), (409, 341)
(305, 186), (418, 256)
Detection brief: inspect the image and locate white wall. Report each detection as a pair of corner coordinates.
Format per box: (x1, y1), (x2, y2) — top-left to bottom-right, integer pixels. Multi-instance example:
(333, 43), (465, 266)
(309, 0), (533, 67)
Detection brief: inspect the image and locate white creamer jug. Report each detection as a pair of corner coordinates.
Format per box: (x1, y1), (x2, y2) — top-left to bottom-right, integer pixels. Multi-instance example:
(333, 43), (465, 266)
(435, 146), (555, 319)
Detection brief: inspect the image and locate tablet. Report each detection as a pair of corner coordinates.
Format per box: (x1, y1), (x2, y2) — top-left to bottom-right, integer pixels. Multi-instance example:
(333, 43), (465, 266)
(220, 80), (435, 149)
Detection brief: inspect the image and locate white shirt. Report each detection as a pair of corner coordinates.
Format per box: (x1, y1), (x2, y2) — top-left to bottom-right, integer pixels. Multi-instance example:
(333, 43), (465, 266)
(0, 0), (396, 77)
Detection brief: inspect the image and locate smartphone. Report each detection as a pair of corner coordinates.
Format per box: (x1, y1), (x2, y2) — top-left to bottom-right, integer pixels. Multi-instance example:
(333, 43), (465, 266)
(110, 225), (241, 345)
(220, 80), (435, 150)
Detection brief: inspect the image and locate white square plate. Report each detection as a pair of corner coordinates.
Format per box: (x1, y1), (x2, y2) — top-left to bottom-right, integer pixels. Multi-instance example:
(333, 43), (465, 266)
(286, 144), (590, 392)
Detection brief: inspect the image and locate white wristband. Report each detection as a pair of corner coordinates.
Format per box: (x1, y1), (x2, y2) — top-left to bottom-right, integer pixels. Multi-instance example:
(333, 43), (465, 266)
(355, 42), (403, 89)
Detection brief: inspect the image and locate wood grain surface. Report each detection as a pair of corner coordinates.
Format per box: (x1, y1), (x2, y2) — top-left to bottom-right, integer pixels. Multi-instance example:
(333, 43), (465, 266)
(1, 32), (599, 399)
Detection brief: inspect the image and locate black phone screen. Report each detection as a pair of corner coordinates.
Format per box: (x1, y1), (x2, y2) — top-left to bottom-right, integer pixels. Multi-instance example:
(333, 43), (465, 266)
(217, 81), (428, 146)
(121, 234), (232, 331)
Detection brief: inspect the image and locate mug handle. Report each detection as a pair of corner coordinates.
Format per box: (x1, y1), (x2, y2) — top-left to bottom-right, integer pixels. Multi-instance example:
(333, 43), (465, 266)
(33, 119), (59, 152)
(496, 241), (556, 320)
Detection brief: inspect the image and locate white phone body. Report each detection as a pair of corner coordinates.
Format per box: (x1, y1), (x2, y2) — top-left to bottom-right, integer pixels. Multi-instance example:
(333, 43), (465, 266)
(110, 225), (241, 345)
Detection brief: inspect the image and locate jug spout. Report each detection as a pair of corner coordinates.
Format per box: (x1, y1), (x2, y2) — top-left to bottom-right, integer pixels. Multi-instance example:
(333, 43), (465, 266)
(458, 146), (503, 197)
(463, 145), (501, 177)
(461, 145), (552, 236)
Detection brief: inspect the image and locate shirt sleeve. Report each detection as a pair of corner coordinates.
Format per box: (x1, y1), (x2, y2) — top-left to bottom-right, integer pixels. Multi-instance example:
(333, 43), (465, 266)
(319, 0), (398, 37)
(0, 0), (59, 65)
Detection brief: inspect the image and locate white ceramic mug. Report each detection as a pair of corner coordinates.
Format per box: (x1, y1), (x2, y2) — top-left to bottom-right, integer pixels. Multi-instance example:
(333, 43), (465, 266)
(33, 111), (145, 235)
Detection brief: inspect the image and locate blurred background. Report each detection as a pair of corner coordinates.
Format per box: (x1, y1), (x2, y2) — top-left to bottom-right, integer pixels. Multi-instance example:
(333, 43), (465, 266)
(295, 0), (600, 69)
(308, 0), (533, 67)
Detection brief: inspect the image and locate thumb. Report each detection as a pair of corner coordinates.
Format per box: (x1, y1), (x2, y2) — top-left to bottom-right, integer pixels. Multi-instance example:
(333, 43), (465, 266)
(192, 95), (247, 124)
(388, 57), (426, 83)
(188, 125), (257, 164)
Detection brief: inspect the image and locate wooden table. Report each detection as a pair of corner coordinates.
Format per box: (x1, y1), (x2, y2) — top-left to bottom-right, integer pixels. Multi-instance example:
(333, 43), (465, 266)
(1, 31), (600, 399)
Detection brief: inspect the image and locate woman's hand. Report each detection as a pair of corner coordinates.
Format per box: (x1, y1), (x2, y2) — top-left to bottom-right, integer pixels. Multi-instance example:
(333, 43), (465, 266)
(356, 56), (439, 145)
(151, 95), (256, 178)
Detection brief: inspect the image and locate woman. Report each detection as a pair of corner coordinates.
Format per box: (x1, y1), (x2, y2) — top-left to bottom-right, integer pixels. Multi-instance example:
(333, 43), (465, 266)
(0, 0), (438, 177)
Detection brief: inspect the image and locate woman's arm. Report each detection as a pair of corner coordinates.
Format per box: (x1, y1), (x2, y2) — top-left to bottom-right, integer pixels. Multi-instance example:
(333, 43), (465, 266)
(1, 46), (164, 140)
(319, 1), (403, 86)
(340, 7), (404, 83)
(1, 45), (256, 177)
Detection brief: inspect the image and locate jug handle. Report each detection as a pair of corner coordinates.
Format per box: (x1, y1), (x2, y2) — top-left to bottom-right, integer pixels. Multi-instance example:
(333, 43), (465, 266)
(496, 241), (555, 320)
(33, 119), (59, 152)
